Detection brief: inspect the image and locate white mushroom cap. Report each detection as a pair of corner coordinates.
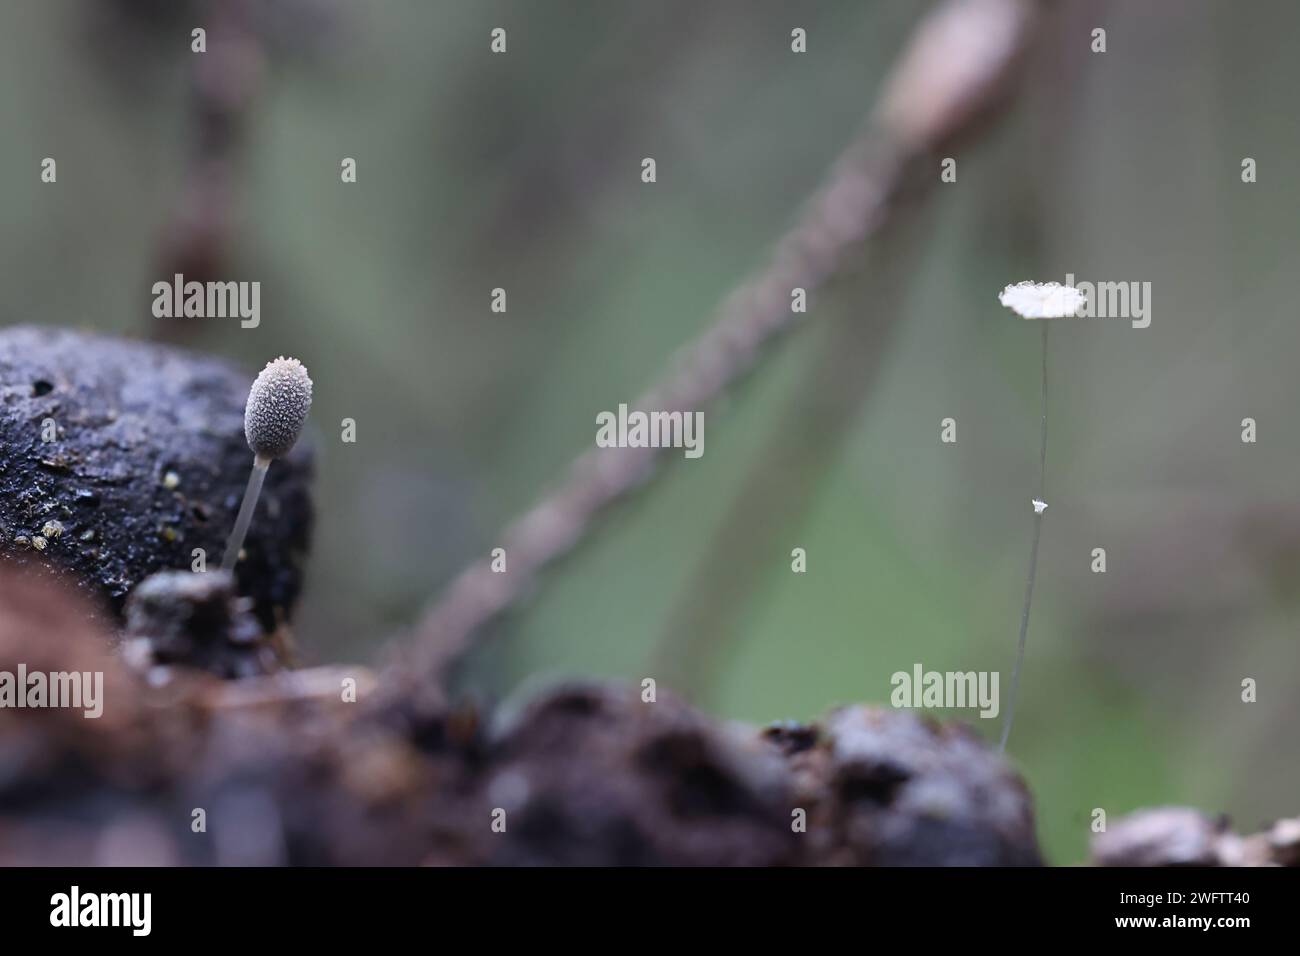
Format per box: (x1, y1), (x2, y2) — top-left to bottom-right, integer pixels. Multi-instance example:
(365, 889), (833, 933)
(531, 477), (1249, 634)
(998, 281), (1086, 319)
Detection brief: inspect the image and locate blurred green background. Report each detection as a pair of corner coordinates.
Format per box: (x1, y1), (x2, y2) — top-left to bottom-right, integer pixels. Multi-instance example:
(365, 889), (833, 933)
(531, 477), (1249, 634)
(2, 0), (1297, 864)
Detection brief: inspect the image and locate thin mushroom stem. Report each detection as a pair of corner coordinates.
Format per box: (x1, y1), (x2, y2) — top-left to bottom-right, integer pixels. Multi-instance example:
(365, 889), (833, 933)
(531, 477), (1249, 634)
(1000, 321), (1047, 753)
(221, 455), (270, 572)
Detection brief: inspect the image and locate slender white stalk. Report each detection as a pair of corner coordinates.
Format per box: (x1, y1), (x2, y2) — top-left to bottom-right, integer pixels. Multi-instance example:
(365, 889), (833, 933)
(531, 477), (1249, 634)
(221, 456), (270, 572)
(1000, 322), (1048, 752)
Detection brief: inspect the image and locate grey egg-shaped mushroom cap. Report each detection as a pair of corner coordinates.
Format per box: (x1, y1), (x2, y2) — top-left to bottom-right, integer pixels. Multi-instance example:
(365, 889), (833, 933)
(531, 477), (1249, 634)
(244, 356), (313, 460)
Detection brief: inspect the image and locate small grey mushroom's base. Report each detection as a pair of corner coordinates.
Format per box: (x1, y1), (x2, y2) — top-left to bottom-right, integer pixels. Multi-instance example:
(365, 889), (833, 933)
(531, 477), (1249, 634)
(0, 325), (313, 631)
(123, 569), (292, 679)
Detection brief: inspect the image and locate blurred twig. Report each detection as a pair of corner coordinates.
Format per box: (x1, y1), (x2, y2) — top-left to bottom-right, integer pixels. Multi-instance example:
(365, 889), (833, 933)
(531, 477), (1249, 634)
(148, 0), (343, 343)
(385, 0), (1042, 717)
(151, 0), (262, 343)
(650, 217), (932, 699)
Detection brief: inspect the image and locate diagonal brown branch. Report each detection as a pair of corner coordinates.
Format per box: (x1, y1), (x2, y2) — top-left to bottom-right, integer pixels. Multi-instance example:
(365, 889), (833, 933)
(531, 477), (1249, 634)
(381, 0), (1042, 716)
(650, 218), (933, 699)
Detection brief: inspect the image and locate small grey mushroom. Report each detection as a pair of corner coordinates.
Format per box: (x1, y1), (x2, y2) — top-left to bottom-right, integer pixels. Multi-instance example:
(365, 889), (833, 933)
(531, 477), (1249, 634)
(222, 357), (313, 573)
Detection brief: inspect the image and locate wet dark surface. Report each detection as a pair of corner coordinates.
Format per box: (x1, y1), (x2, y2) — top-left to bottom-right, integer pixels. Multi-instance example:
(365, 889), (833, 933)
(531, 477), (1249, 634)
(0, 569), (1047, 866)
(7, 559), (1291, 867)
(0, 326), (313, 631)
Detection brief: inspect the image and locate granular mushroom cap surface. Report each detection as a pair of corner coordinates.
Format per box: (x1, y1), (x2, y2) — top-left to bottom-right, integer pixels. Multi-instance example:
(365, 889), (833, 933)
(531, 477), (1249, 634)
(244, 357), (313, 460)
